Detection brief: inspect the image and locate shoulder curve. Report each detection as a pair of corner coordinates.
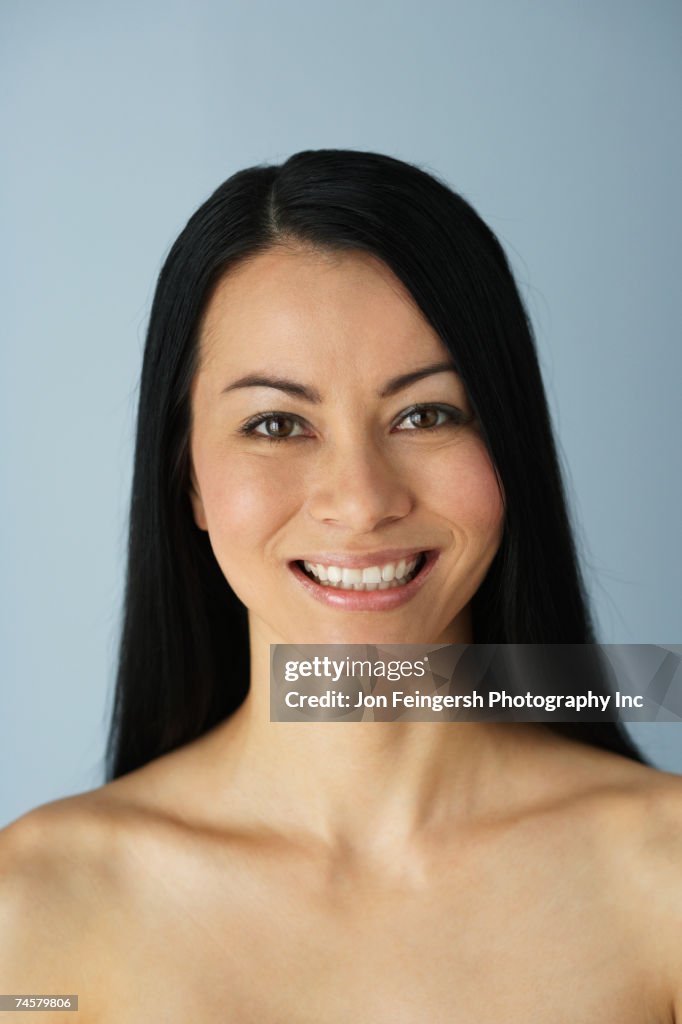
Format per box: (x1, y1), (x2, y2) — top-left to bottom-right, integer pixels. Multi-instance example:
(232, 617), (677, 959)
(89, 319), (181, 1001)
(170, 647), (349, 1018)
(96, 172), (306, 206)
(0, 792), (125, 913)
(647, 774), (682, 1023)
(0, 777), (189, 909)
(0, 805), (87, 989)
(0, 798), (129, 1011)
(0, 788), (128, 863)
(575, 758), (682, 856)
(640, 770), (682, 875)
(605, 768), (682, 1020)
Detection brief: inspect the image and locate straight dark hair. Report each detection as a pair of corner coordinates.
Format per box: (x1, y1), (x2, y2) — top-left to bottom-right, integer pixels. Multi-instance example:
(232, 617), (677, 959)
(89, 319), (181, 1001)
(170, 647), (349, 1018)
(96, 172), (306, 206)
(106, 148), (646, 780)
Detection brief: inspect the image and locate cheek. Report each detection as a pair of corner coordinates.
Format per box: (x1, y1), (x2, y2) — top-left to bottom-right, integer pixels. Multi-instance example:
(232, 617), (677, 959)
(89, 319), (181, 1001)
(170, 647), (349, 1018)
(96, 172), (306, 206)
(429, 438), (505, 537)
(198, 453), (298, 558)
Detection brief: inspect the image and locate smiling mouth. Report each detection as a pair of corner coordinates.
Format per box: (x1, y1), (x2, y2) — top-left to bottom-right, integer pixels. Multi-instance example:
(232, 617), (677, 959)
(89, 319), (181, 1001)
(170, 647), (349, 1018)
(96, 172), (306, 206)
(295, 552), (429, 591)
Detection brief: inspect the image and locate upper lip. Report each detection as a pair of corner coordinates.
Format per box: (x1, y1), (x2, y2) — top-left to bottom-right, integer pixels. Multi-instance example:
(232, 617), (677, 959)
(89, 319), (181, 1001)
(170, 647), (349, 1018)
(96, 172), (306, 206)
(292, 548), (434, 569)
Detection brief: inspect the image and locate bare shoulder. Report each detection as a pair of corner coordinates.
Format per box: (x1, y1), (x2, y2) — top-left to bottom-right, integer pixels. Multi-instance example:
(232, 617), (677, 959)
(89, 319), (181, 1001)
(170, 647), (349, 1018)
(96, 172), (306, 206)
(550, 744), (682, 1018)
(579, 749), (682, 860)
(0, 775), (172, 899)
(0, 759), (195, 922)
(548, 740), (682, 868)
(618, 764), (682, 1023)
(0, 788), (150, 1006)
(615, 763), (682, 1013)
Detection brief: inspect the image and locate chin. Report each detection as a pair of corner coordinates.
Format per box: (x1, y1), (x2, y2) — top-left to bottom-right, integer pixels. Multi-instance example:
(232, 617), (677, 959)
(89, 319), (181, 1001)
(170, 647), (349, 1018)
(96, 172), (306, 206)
(283, 619), (443, 647)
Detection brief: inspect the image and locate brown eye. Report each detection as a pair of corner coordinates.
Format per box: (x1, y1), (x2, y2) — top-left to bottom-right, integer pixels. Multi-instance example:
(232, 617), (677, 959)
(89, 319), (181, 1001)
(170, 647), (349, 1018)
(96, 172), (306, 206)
(241, 413), (309, 442)
(395, 405), (458, 431)
(407, 408), (440, 429)
(257, 415), (298, 438)
(266, 416), (292, 437)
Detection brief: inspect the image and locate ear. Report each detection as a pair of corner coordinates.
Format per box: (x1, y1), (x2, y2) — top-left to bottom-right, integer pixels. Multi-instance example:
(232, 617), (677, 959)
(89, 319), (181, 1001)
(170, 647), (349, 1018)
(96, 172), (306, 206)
(188, 463), (208, 531)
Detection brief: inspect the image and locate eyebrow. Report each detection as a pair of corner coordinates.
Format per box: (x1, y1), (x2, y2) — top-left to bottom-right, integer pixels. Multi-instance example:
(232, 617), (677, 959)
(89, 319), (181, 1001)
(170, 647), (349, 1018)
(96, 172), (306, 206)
(220, 361), (458, 403)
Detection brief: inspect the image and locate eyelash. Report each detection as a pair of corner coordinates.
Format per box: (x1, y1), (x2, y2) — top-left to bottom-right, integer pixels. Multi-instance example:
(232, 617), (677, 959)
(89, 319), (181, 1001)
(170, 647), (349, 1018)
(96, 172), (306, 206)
(237, 403), (467, 445)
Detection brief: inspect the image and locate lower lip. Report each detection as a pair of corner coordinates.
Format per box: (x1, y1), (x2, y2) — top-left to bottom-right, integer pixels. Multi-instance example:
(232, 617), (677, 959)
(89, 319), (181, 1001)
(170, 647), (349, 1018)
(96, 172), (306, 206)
(288, 551), (440, 611)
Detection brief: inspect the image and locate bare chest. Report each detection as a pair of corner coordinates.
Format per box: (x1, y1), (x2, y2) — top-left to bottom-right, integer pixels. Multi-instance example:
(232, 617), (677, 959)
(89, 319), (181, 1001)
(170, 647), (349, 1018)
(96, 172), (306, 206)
(87, 845), (663, 1024)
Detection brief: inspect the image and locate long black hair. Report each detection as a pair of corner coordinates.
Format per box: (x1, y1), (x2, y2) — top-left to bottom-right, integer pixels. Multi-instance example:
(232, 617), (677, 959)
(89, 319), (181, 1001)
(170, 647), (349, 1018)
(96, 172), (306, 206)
(106, 148), (646, 780)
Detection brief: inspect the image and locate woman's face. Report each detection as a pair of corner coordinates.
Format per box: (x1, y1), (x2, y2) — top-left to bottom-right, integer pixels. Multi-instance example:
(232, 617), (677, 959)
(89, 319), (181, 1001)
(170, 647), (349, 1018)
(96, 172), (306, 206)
(189, 246), (505, 645)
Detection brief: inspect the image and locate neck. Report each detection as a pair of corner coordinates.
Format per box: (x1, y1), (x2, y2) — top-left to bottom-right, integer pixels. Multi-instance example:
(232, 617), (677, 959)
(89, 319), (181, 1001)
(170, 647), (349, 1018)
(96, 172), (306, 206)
(189, 618), (546, 866)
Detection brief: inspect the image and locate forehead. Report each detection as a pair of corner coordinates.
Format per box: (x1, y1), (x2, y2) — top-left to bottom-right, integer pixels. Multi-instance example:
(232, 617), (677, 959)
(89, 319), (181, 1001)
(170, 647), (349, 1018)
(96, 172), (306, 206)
(196, 245), (447, 377)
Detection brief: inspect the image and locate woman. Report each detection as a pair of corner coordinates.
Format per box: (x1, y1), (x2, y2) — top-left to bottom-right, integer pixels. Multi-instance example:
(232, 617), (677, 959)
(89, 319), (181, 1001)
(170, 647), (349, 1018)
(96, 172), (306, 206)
(1, 150), (680, 1021)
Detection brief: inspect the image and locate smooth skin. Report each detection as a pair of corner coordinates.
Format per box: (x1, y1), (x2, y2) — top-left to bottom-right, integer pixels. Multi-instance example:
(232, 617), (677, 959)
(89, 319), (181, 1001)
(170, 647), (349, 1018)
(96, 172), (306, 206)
(1, 247), (681, 1023)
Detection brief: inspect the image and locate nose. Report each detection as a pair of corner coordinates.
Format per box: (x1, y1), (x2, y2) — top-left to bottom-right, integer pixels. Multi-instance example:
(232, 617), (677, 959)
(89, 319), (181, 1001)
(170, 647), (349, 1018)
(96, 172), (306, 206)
(305, 439), (415, 533)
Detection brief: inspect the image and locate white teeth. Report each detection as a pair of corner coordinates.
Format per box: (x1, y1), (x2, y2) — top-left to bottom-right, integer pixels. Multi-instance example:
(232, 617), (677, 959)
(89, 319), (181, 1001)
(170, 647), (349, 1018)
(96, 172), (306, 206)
(299, 554), (424, 590)
(341, 567), (363, 585)
(362, 566), (382, 584)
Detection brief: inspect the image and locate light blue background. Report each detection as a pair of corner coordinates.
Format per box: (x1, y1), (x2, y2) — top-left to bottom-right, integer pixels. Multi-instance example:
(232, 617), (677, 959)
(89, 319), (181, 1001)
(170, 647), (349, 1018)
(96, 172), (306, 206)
(2, 0), (680, 827)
